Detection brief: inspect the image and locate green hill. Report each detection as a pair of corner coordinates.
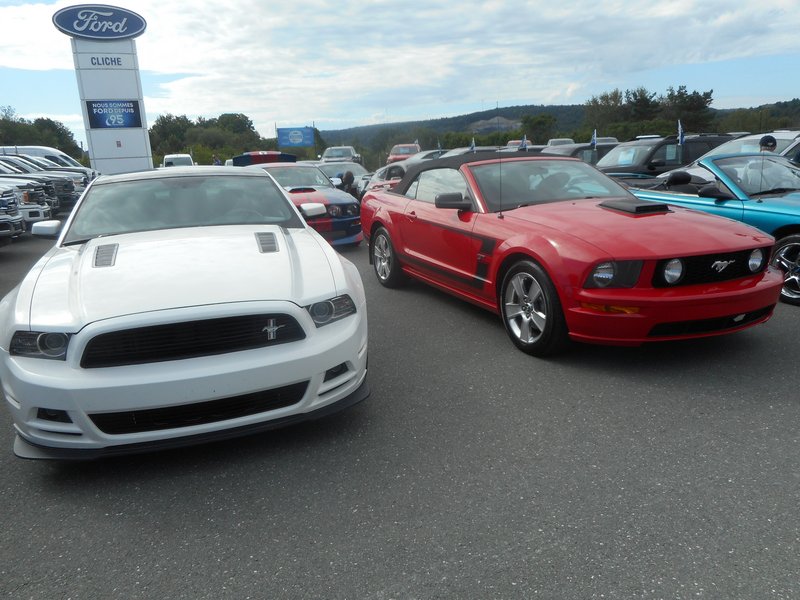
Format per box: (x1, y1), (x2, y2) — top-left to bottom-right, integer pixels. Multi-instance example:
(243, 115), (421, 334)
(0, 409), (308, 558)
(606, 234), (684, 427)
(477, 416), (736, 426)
(320, 104), (586, 148)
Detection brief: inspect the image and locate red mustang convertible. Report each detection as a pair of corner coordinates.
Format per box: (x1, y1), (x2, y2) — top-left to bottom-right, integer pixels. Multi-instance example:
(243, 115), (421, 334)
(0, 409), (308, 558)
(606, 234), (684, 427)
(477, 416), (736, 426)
(360, 152), (783, 356)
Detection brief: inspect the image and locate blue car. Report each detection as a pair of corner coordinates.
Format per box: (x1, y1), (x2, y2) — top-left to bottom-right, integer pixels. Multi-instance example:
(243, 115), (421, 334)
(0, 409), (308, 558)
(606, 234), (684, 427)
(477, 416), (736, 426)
(630, 153), (800, 305)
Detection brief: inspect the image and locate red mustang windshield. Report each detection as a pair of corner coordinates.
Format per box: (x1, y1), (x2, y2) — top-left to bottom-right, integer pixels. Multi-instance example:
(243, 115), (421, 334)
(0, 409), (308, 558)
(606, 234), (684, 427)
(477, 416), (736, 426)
(469, 159), (630, 211)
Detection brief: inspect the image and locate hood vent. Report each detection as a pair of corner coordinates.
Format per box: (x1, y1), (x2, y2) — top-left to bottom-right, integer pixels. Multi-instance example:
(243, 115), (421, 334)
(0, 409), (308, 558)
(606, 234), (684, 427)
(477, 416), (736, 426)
(94, 243), (119, 267)
(255, 232), (279, 253)
(599, 198), (670, 214)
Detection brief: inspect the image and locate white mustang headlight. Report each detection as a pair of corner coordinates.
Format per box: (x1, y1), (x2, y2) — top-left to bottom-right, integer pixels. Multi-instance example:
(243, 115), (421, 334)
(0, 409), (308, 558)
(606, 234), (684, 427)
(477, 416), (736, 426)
(10, 331), (71, 360)
(306, 295), (356, 327)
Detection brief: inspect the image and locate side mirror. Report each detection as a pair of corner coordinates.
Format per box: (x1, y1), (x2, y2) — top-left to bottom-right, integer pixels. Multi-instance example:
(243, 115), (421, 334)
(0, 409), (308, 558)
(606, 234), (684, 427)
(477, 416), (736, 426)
(31, 220), (62, 238)
(435, 192), (473, 210)
(648, 159), (666, 169)
(299, 202), (327, 218)
(665, 170), (692, 186)
(698, 185), (734, 201)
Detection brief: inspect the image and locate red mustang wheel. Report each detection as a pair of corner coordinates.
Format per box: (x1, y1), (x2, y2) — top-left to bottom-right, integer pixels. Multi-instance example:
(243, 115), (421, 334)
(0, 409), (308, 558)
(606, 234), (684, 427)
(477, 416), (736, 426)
(500, 261), (568, 356)
(372, 227), (405, 288)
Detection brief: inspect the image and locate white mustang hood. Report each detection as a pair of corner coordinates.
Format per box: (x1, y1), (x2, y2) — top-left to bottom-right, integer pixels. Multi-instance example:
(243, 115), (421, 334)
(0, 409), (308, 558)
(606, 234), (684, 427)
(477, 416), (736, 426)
(28, 226), (338, 328)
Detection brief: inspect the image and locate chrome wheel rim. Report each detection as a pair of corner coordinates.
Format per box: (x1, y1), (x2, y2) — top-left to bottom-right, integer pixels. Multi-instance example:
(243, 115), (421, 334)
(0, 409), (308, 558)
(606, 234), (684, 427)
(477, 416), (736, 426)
(772, 241), (800, 301)
(373, 234), (392, 281)
(504, 272), (546, 343)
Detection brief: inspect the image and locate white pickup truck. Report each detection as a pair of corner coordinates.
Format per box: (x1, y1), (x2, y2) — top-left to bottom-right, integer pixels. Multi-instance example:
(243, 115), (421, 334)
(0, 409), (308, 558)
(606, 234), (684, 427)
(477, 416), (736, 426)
(161, 153), (195, 167)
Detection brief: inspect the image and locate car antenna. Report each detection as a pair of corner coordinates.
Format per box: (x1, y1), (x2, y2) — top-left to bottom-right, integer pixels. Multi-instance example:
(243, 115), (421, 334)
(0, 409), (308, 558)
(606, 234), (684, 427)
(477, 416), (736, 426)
(498, 151), (505, 219)
(494, 101), (505, 219)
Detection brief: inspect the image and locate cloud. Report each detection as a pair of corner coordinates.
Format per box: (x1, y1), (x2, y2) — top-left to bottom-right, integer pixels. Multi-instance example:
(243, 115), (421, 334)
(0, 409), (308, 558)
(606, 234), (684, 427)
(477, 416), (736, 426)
(1, 0), (799, 142)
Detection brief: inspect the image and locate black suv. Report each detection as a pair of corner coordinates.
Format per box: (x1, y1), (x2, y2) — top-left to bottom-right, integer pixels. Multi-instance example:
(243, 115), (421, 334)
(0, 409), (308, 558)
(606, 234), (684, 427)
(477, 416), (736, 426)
(596, 134), (733, 177)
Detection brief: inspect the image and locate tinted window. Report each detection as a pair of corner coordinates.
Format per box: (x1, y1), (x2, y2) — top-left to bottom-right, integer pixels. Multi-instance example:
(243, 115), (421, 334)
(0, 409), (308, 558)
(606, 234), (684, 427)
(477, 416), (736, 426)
(650, 143), (682, 166)
(386, 165), (405, 179)
(701, 136), (796, 158)
(317, 162), (369, 177)
(262, 166), (333, 188)
(596, 144), (654, 168)
(686, 142), (711, 162)
(410, 168), (468, 203)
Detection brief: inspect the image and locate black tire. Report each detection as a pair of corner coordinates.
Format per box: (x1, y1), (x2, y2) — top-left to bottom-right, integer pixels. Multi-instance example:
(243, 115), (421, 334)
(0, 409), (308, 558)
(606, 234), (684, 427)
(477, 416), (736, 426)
(500, 260), (569, 356)
(371, 227), (404, 288)
(771, 234), (800, 306)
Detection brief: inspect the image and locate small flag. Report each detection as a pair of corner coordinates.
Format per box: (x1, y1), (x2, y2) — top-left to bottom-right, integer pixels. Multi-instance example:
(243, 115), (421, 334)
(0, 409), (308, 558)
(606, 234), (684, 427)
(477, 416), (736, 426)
(591, 129), (597, 149)
(519, 135), (528, 151)
(677, 120), (685, 146)
(414, 138), (419, 145)
(469, 137), (476, 152)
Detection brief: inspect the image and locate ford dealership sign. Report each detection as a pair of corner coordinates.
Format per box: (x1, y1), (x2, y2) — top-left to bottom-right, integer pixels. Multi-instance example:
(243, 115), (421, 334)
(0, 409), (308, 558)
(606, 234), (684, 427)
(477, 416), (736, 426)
(53, 5), (146, 40)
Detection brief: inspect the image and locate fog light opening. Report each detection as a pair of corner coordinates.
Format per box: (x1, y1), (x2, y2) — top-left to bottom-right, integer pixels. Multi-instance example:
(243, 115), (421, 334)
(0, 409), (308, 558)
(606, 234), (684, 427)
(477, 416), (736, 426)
(36, 408), (73, 423)
(324, 362), (349, 382)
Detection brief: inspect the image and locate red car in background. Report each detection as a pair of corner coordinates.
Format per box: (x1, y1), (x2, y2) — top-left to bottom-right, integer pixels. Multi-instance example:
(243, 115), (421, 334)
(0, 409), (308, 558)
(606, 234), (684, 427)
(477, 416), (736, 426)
(360, 152), (782, 356)
(254, 163), (362, 246)
(387, 143), (421, 164)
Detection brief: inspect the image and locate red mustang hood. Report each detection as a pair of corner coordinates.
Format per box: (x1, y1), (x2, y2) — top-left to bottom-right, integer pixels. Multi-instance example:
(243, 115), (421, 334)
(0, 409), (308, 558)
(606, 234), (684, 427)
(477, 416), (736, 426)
(506, 198), (773, 258)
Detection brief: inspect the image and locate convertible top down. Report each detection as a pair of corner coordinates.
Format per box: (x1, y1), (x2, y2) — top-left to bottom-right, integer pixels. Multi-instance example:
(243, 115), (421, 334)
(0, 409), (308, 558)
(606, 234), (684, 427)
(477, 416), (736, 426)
(360, 152), (783, 355)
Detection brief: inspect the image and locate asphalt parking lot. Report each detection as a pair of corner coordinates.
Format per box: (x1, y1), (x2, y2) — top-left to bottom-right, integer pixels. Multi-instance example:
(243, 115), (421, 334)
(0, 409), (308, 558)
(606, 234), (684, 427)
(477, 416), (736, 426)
(1, 235), (799, 599)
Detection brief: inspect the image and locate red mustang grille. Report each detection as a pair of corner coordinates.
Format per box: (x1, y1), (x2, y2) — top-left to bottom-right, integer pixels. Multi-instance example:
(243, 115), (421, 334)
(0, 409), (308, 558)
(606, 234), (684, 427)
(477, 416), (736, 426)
(652, 248), (768, 287)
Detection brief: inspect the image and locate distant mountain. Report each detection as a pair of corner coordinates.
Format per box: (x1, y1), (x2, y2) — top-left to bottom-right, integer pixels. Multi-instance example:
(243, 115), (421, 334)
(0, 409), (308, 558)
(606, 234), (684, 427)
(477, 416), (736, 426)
(319, 99), (800, 150)
(320, 104), (586, 146)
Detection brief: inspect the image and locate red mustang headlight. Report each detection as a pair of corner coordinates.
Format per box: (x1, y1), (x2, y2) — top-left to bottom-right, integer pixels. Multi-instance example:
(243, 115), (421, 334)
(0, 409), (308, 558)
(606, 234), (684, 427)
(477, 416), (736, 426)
(584, 260), (643, 288)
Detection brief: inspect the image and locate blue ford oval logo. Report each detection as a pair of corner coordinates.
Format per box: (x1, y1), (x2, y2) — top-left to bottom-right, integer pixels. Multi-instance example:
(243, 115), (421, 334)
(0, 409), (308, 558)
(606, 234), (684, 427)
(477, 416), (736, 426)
(53, 4), (147, 40)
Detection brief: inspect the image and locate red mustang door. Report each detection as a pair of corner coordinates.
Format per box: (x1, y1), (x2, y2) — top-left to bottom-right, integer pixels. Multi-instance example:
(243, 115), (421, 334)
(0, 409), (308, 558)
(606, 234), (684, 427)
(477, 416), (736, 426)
(396, 166), (485, 297)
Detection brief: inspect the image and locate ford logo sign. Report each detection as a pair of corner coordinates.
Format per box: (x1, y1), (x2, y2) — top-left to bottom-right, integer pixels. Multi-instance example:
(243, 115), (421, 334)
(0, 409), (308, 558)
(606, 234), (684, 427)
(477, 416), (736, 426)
(53, 4), (147, 40)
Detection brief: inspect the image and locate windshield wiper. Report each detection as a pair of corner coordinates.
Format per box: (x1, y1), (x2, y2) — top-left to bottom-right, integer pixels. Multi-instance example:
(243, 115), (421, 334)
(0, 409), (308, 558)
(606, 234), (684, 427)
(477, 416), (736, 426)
(62, 237), (98, 246)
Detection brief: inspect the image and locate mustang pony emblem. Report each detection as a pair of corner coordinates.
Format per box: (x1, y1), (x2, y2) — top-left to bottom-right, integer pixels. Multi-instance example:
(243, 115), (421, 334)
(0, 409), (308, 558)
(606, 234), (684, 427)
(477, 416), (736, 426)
(711, 259), (735, 272)
(262, 319), (285, 340)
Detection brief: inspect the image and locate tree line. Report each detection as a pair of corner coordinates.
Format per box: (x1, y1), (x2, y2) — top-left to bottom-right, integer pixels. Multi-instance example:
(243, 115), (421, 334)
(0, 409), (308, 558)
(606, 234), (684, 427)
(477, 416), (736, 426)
(0, 106), (84, 159)
(2, 89), (799, 172)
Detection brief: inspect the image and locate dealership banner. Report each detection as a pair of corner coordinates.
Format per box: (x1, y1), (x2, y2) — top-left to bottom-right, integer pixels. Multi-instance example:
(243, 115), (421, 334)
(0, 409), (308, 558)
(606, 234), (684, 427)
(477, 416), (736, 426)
(277, 127), (314, 147)
(85, 100), (143, 129)
(55, 4), (153, 174)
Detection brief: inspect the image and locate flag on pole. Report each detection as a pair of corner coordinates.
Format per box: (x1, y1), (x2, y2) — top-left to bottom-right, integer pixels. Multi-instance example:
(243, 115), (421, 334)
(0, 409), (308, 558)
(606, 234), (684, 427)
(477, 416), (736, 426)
(519, 135), (528, 151)
(469, 137), (476, 152)
(677, 120), (685, 145)
(591, 129), (597, 149)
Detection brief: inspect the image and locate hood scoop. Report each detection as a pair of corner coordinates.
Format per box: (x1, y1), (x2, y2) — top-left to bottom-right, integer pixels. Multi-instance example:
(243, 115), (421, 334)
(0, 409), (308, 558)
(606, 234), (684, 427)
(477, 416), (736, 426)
(94, 243), (119, 267)
(599, 198), (671, 215)
(255, 232), (279, 253)
(288, 187), (318, 194)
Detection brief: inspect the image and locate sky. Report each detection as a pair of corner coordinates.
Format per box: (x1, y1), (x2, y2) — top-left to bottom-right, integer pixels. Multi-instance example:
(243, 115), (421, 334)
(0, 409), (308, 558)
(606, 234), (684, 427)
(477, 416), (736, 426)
(1, 0), (799, 150)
